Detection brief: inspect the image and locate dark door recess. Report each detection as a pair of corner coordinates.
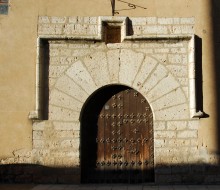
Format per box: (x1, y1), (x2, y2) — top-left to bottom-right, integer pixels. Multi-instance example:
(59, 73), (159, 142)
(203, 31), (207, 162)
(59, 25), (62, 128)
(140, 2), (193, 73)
(81, 85), (154, 183)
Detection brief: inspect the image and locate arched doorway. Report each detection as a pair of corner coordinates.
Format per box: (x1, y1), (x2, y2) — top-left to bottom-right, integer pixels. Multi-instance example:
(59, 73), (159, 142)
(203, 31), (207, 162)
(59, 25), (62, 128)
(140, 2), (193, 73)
(81, 85), (154, 183)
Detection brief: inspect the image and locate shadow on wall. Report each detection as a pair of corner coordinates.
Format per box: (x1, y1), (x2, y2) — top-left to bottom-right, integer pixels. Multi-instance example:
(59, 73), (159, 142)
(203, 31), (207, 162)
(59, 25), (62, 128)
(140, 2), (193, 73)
(1, 164), (220, 184)
(212, 0), (220, 158)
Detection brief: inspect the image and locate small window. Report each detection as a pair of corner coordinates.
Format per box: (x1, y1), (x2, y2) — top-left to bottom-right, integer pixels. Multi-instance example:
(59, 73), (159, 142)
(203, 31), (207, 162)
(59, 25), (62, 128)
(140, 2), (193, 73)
(103, 22), (122, 44)
(0, 0), (8, 15)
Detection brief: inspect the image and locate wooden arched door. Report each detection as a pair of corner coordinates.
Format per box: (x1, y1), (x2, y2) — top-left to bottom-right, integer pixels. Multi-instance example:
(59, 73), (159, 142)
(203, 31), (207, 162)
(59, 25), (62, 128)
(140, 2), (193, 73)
(81, 85), (154, 183)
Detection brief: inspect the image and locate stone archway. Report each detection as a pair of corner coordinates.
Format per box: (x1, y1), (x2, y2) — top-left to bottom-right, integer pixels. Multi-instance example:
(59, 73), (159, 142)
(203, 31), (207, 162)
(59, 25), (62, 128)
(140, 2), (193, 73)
(80, 85), (154, 183)
(47, 45), (187, 122)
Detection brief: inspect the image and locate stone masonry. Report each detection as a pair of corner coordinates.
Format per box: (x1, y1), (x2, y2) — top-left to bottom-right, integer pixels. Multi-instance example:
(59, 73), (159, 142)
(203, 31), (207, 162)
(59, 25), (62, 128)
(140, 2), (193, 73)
(1, 16), (220, 184)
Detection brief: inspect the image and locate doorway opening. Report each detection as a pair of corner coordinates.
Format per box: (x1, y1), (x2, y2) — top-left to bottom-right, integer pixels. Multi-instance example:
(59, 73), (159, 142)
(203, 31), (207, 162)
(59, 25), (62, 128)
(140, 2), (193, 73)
(80, 85), (154, 183)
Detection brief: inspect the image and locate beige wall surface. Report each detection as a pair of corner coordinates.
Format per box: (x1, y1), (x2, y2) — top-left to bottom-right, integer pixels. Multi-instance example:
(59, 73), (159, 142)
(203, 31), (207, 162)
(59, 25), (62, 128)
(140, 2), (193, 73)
(0, 0), (218, 159)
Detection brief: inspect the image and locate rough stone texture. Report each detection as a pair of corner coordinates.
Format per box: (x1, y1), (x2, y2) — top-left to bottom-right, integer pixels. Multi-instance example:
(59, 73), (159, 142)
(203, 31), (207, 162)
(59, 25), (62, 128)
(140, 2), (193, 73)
(49, 89), (83, 112)
(37, 16), (195, 38)
(107, 50), (120, 83)
(65, 60), (97, 94)
(133, 56), (158, 89)
(2, 16), (217, 184)
(119, 49), (144, 86)
(83, 51), (110, 87)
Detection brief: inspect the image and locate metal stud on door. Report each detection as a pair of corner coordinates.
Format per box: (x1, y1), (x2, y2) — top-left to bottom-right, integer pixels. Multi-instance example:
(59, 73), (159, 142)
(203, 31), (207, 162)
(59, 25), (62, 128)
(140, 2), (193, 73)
(81, 86), (154, 183)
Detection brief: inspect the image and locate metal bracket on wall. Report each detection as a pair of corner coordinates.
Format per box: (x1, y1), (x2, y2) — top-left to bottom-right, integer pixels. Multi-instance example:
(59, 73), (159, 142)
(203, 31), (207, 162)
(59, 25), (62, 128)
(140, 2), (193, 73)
(110, 0), (147, 16)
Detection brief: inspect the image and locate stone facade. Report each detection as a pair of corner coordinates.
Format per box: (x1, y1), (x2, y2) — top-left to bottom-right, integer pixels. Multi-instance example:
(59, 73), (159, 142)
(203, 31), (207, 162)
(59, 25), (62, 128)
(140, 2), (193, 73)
(1, 16), (219, 184)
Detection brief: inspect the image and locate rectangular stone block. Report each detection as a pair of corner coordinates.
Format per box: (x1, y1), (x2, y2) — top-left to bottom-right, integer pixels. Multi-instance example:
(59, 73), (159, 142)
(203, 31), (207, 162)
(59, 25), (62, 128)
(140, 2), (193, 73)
(146, 17), (157, 24)
(33, 121), (46, 131)
(49, 105), (80, 122)
(49, 78), (57, 88)
(33, 131), (43, 140)
(50, 57), (60, 65)
(158, 18), (173, 25)
(38, 24), (63, 35)
(63, 24), (87, 35)
(136, 48), (153, 54)
(181, 25), (194, 34)
(167, 121), (187, 130)
(131, 17), (147, 25)
(180, 17), (195, 24)
(53, 121), (80, 131)
(73, 130), (80, 138)
(84, 16), (98, 24)
(49, 41), (69, 48)
(168, 54), (188, 64)
(170, 47), (187, 53)
(164, 42), (183, 48)
(155, 131), (176, 138)
(154, 48), (169, 53)
(143, 25), (168, 34)
(132, 26), (142, 35)
(87, 25), (98, 35)
(49, 48), (59, 57)
(33, 140), (44, 149)
(155, 139), (166, 148)
(177, 130), (198, 138)
(39, 16), (50, 24)
(60, 140), (79, 149)
(154, 121), (166, 130)
(188, 120), (200, 129)
(132, 43), (140, 48)
(155, 148), (170, 157)
(170, 26), (182, 34)
(191, 139), (199, 146)
(33, 149), (50, 157)
(69, 43), (90, 49)
(53, 131), (75, 138)
(51, 17), (67, 24)
(49, 65), (68, 78)
(59, 49), (72, 56)
(173, 18), (180, 24)
(66, 151), (79, 157)
(75, 16), (84, 23)
(107, 43), (132, 49)
(140, 42), (164, 48)
(168, 139), (190, 147)
(68, 17), (77, 23)
(72, 49), (92, 57)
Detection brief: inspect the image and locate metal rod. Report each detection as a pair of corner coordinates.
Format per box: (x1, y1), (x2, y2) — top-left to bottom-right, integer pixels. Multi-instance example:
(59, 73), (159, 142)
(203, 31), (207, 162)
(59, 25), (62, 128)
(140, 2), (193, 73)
(110, 0), (115, 16)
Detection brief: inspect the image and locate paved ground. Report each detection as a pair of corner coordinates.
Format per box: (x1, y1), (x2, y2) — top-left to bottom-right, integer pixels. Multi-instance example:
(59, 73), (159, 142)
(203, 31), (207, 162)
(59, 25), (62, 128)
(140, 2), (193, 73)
(1, 184), (220, 190)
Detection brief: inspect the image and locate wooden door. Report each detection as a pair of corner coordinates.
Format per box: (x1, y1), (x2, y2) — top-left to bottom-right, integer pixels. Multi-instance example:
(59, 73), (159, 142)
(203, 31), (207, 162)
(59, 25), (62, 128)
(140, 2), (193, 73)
(81, 86), (154, 183)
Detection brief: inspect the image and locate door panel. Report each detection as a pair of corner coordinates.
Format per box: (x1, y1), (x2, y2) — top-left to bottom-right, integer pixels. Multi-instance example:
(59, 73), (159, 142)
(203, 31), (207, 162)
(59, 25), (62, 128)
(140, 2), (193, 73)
(81, 86), (154, 183)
